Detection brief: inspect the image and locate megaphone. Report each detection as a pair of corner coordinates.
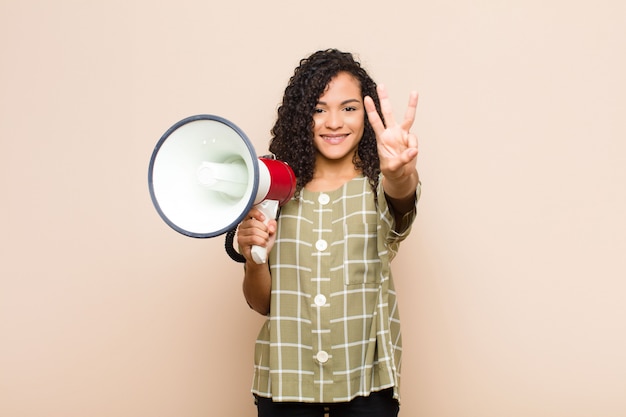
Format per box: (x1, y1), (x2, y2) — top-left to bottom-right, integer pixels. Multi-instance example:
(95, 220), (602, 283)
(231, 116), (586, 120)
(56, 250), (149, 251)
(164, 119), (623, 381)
(148, 114), (296, 264)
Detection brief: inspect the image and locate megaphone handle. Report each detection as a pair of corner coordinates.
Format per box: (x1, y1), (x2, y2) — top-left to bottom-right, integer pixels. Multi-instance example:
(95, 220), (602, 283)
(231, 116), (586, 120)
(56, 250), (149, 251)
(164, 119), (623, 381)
(251, 199), (280, 264)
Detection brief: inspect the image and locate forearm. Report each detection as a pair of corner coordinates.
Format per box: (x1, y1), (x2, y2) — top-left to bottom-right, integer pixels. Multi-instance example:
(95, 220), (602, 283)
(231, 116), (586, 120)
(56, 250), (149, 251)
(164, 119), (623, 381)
(383, 169), (420, 216)
(242, 261), (272, 316)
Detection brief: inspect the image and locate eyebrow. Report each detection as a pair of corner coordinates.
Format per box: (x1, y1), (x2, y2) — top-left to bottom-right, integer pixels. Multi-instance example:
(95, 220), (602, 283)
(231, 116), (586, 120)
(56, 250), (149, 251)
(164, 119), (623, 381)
(316, 98), (362, 106)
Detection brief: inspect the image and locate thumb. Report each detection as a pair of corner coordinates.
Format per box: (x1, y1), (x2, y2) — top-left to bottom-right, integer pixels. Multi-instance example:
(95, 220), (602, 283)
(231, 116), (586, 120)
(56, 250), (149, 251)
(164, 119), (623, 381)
(402, 147), (418, 163)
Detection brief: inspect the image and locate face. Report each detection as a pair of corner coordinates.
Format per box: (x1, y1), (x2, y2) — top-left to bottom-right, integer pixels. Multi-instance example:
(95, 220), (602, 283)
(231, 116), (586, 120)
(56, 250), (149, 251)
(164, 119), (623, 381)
(312, 72), (365, 168)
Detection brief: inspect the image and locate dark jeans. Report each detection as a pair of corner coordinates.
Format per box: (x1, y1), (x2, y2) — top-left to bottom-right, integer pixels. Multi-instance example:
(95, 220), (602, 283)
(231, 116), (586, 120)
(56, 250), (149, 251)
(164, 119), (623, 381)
(255, 389), (399, 417)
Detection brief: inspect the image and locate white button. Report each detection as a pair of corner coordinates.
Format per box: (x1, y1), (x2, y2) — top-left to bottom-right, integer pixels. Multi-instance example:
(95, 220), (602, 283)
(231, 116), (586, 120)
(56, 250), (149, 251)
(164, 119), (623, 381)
(314, 294), (326, 306)
(315, 239), (328, 251)
(318, 193), (330, 205)
(316, 350), (329, 364)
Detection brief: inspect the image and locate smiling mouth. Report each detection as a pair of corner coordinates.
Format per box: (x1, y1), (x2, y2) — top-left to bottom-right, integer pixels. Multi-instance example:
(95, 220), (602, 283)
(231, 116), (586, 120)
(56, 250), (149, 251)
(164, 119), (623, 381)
(321, 134), (348, 144)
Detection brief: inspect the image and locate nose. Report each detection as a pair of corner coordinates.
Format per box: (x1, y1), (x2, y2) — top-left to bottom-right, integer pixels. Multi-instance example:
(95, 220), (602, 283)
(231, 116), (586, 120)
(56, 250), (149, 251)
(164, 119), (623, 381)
(325, 110), (343, 129)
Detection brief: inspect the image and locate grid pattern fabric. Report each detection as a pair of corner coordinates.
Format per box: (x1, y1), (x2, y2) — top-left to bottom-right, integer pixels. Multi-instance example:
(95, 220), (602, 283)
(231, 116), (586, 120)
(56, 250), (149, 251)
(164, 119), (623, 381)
(251, 175), (420, 403)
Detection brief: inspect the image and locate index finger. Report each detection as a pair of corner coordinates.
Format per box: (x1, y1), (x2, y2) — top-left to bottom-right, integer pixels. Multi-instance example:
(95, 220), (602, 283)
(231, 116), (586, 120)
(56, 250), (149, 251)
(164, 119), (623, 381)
(245, 207), (267, 223)
(401, 91), (419, 132)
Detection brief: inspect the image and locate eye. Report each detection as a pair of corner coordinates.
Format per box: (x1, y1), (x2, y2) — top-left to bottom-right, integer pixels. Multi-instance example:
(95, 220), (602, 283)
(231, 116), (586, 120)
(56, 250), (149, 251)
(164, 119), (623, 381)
(343, 105), (363, 112)
(313, 108), (325, 114)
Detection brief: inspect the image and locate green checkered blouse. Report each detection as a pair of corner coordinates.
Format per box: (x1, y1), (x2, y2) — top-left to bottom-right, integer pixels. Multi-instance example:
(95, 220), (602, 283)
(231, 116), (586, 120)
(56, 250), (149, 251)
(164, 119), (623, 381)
(251, 174), (420, 403)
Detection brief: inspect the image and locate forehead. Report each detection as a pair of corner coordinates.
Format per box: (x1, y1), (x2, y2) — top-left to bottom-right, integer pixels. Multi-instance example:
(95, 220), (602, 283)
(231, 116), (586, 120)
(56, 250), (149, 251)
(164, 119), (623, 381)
(319, 72), (362, 100)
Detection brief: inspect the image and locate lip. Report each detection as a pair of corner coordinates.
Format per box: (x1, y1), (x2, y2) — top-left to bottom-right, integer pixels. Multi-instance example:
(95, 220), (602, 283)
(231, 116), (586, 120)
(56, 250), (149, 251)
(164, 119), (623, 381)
(321, 133), (349, 144)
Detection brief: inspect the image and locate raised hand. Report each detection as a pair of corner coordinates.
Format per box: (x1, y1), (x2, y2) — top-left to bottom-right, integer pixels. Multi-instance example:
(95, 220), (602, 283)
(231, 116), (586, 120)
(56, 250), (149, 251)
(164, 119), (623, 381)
(364, 84), (419, 181)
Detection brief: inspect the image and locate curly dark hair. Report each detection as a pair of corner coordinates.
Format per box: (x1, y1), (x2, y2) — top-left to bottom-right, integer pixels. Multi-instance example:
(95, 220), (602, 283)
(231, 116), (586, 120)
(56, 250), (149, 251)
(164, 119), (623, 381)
(269, 49), (383, 195)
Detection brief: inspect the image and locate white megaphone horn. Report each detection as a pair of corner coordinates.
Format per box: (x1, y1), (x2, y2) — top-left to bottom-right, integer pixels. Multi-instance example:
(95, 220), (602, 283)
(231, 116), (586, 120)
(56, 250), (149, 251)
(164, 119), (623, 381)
(148, 114), (297, 264)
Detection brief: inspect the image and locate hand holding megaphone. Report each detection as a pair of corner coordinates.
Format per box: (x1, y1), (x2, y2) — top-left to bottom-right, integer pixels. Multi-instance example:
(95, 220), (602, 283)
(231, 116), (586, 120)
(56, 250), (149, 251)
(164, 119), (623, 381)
(249, 200), (279, 264)
(237, 199), (279, 265)
(148, 115), (296, 263)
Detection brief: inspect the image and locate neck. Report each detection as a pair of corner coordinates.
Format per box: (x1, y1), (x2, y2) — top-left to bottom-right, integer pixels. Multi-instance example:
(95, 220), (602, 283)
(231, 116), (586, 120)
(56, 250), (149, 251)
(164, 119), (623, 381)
(306, 163), (361, 192)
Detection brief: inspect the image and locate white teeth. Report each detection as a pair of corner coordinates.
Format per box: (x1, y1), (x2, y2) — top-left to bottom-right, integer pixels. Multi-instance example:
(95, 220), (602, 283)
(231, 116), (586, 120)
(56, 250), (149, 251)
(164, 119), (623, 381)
(323, 135), (346, 145)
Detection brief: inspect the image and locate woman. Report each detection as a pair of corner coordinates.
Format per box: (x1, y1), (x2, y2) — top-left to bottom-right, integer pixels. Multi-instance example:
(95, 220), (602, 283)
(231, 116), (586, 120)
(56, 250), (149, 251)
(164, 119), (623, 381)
(237, 48), (420, 417)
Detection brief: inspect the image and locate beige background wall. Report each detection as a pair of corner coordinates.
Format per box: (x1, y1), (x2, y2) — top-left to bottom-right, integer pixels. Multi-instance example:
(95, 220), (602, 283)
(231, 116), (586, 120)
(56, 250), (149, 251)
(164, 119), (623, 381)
(1, 1), (625, 416)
